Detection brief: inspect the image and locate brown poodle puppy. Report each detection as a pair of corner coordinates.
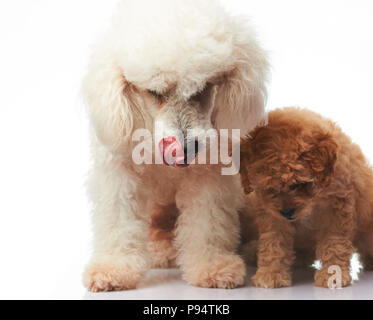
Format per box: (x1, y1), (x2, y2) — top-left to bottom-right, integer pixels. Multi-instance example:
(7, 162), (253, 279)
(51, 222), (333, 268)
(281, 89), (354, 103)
(240, 107), (373, 289)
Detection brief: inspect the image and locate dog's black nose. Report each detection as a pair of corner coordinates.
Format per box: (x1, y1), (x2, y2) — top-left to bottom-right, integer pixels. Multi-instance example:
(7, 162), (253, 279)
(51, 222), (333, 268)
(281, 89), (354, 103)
(194, 140), (199, 154)
(280, 208), (296, 220)
(183, 140), (200, 165)
(184, 140), (199, 156)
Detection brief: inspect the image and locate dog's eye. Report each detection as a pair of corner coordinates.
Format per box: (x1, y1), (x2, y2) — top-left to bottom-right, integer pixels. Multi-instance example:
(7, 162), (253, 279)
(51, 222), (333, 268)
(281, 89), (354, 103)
(191, 83), (212, 102)
(191, 89), (204, 101)
(148, 90), (163, 100)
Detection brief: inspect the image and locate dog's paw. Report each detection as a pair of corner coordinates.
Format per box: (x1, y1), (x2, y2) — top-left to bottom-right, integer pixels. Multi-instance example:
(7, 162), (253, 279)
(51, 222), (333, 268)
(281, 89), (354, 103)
(148, 239), (177, 269)
(83, 256), (148, 292)
(252, 268), (292, 289)
(183, 254), (246, 289)
(314, 268), (352, 289)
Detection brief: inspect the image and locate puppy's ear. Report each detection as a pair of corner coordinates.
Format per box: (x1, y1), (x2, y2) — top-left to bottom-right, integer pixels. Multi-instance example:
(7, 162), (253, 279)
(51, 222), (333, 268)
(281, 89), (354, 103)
(302, 132), (338, 186)
(212, 20), (269, 136)
(82, 55), (143, 153)
(240, 139), (254, 195)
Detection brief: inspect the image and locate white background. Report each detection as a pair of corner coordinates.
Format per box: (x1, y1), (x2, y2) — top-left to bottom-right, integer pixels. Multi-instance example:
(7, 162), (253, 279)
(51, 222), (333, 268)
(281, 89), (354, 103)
(0, 0), (372, 299)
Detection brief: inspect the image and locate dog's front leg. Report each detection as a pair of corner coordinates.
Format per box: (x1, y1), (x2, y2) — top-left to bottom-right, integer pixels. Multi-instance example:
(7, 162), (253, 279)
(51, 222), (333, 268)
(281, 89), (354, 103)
(252, 214), (295, 289)
(174, 173), (246, 289)
(83, 161), (149, 292)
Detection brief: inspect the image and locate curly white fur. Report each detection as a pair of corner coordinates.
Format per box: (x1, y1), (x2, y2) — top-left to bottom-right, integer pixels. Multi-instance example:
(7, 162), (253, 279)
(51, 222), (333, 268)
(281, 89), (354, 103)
(82, 0), (269, 292)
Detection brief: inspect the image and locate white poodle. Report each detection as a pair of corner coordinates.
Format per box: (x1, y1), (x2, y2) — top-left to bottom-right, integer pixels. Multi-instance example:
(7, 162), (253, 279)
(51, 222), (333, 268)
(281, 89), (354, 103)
(82, 0), (268, 292)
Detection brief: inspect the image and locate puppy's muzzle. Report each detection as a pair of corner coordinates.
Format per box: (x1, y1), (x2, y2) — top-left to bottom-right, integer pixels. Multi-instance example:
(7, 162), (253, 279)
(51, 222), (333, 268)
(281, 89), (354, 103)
(280, 208), (296, 221)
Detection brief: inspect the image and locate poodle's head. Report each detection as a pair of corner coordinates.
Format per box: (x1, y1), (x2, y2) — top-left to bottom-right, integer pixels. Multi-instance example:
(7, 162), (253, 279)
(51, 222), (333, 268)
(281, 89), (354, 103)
(240, 108), (338, 221)
(83, 0), (268, 167)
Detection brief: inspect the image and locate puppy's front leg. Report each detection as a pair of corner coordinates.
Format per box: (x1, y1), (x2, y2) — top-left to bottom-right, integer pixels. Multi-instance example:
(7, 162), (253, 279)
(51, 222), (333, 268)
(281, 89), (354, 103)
(314, 211), (355, 288)
(83, 162), (149, 292)
(174, 173), (246, 289)
(252, 214), (295, 289)
(314, 236), (354, 288)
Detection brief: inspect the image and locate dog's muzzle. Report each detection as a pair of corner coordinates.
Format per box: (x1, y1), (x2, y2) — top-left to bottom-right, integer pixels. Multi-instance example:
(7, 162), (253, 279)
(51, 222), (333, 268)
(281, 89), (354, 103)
(159, 137), (189, 168)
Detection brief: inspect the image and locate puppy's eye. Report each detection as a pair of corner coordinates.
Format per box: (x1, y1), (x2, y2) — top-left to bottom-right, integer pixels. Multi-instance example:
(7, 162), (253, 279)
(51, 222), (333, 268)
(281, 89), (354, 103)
(290, 182), (309, 191)
(266, 188), (277, 194)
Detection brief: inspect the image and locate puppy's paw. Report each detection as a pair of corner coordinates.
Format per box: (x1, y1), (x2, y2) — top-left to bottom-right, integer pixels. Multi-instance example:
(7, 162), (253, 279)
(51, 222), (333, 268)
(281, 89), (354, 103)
(252, 268), (292, 289)
(314, 268), (352, 289)
(83, 256), (148, 292)
(148, 239), (177, 269)
(183, 254), (246, 289)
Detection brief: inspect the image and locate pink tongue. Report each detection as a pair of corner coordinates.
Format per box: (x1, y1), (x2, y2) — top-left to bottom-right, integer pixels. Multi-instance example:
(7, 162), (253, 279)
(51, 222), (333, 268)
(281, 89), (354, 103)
(159, 137), (187, 167)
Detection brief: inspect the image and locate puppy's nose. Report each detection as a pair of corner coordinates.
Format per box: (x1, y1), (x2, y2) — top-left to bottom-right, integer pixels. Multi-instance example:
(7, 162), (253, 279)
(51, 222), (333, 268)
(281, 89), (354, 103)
(159, 137), (189, 168)
(280, 208), (296, 220)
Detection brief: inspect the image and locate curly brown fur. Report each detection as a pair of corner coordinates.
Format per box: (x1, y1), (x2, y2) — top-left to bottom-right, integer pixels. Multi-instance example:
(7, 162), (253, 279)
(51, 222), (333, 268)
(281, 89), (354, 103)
(240, 107), (373, 288)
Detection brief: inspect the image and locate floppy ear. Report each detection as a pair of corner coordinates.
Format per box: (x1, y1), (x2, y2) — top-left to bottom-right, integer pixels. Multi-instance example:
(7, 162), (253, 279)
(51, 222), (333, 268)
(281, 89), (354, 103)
(302, 132), (338, 186)
(240, 160), (254, 195)
(213, 23), (269, 136)
(239, 139), (254, 195)
(82, 54), (143, 153)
